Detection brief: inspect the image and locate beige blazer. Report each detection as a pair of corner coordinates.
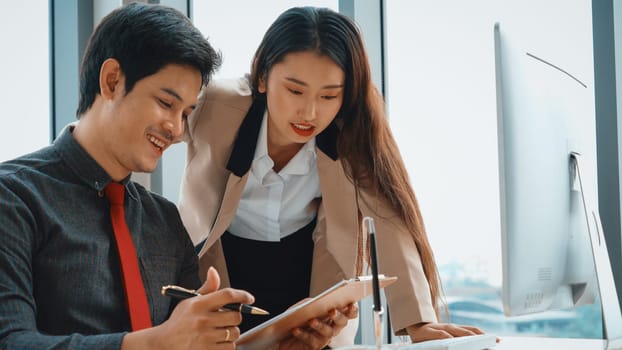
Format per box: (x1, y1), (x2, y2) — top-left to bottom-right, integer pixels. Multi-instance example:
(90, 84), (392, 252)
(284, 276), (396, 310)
(179, 78), (438, 337)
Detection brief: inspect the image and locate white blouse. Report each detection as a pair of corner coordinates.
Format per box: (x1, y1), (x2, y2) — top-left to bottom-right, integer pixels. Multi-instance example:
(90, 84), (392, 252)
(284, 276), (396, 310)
(227, 111), (321, 241)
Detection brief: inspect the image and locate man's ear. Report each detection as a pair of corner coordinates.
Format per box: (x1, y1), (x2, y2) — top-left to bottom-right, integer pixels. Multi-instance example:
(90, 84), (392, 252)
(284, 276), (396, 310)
(99, 58), (123, 99)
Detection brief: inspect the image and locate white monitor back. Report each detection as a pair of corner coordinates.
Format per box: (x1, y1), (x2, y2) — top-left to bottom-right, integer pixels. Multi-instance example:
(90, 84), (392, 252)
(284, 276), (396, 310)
(494, 0), (622, 346)
(495, 21), (597, 315)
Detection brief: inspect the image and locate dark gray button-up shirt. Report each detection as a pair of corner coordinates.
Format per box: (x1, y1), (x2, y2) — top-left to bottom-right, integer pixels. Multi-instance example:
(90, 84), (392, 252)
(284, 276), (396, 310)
(0, 128), (200, 349)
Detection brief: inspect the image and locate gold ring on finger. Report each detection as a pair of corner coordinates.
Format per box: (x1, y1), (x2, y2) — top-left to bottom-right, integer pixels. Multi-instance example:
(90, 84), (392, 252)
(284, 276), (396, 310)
(224, 327), (231, 342)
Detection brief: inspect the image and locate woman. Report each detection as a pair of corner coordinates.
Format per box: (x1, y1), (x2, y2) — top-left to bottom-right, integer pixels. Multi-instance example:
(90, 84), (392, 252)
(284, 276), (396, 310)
(179, 6), (483, 346)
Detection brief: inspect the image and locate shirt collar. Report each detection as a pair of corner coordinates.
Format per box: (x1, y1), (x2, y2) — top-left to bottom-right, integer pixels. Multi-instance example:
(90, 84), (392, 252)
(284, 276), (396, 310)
(54, 123), (136, 199)
(251, 112), (316, 180)
(251, 111), (272, 181)
(280, 137), (316, 176)
(227, 96), (338, 177)
(253, 110), (270, 163)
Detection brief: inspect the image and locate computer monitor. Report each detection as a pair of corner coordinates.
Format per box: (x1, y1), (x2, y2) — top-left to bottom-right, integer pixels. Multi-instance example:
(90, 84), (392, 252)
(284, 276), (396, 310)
(494, 22), (622, 346)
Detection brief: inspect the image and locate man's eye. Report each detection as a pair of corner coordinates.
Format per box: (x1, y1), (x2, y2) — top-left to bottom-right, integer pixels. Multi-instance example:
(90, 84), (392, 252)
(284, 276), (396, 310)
(158, 99), (172, 108)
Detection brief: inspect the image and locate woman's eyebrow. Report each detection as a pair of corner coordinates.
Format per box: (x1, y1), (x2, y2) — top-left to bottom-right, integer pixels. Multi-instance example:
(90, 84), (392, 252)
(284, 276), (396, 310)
(285, 77), (343, 89)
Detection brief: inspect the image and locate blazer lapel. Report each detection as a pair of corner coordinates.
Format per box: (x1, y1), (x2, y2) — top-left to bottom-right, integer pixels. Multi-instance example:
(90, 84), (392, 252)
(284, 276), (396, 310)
(199, 173), (249, 255)
(316, 120), (339, 161)
(316, 150), (359, 278)
(315, 119), (359, 277)
(226, 97), (265, 176)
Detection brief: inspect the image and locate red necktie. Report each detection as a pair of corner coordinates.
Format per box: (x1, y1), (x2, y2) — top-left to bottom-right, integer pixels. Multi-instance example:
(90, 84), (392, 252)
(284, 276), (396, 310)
(105, 182), (152, 331)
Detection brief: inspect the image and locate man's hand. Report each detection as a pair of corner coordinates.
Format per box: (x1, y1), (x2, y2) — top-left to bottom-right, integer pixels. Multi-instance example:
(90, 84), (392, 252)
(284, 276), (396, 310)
(121, 266), (255, 350)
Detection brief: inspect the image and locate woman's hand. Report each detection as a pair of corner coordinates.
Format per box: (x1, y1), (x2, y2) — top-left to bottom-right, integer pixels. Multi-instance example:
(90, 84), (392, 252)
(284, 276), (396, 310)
(406, 322), (485, 343)
(278, 303), (358, 350)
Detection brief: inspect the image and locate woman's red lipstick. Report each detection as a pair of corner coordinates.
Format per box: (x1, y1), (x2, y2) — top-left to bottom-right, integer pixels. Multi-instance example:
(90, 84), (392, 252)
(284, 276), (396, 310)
(291, 122), (315, 137)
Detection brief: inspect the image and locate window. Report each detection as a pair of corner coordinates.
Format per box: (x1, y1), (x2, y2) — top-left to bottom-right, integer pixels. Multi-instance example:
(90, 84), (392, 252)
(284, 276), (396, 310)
(0, 1), (50, 162)
(192, 0), (338, 80)
(384, 1), (601, 338)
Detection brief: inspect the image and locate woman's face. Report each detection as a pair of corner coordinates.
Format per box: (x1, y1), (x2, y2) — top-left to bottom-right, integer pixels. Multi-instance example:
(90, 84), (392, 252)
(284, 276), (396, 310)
(259, 51), (345, 149)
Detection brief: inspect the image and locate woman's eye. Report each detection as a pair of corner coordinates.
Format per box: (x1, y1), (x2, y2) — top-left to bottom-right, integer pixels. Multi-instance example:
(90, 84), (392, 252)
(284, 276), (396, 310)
(322, 95), (338, 100)
(288, 88), (302, 95)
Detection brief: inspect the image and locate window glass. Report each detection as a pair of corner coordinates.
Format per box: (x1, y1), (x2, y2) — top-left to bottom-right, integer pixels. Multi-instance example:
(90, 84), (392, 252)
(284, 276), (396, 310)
(384, 0), (601, 338)
(0, 1), (50, 162)
(192, 0), (338, 80)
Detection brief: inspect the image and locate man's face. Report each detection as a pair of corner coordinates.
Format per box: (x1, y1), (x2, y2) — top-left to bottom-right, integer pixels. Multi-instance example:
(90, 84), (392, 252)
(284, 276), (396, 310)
(102, 64), (201, 178)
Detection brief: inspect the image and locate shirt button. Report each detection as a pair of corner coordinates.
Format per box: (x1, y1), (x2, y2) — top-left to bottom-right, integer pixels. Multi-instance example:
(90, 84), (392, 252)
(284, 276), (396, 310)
(95, 181), (104, 197)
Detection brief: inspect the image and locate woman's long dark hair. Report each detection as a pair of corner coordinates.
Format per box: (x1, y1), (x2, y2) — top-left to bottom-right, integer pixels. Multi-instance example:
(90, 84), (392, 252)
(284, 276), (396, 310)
(249, 6), (442, 317)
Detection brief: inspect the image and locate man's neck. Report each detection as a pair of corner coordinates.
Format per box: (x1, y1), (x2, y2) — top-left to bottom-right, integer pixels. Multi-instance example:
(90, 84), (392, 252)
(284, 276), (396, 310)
(73, 110), (130, 182)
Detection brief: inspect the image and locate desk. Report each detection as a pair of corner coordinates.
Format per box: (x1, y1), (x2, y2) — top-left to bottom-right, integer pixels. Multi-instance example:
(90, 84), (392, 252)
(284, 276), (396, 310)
(495, 336), (605, 349)
(336, 336), (605, 350)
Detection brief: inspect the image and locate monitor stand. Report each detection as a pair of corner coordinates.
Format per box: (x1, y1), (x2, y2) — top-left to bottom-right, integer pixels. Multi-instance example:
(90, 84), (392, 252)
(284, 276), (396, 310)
(572, 152), (622, 349)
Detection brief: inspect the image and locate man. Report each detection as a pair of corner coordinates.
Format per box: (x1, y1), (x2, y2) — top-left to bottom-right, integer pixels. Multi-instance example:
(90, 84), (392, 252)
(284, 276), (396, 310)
(0, 3), (351, 350)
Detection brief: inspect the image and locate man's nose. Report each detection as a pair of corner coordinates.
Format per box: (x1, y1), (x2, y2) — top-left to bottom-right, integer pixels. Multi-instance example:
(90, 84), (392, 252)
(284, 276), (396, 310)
(164, 114), (185, 139)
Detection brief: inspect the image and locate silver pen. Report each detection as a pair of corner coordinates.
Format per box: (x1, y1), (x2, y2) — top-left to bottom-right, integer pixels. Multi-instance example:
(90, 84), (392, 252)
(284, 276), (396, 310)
(363, 216), (383, 350)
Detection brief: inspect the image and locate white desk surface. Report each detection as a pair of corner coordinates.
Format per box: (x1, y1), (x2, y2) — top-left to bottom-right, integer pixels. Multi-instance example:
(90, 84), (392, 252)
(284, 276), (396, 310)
(341, 336), (605, 350)
(494, 336), (605, 349)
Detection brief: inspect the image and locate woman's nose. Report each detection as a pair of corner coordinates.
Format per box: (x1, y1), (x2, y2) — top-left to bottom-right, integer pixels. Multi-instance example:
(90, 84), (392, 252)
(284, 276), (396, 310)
(301, 100), (317, 121)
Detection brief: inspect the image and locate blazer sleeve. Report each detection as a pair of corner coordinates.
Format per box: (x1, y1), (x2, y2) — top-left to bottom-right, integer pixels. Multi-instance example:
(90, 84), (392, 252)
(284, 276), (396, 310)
(178, 78), (253, 245)
(357, 187), (439, 334)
